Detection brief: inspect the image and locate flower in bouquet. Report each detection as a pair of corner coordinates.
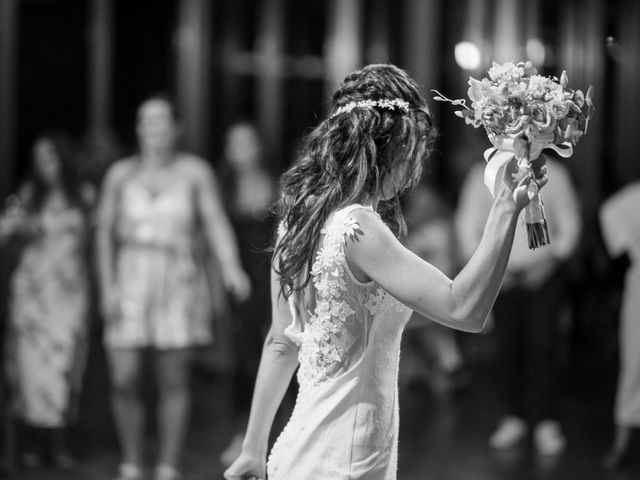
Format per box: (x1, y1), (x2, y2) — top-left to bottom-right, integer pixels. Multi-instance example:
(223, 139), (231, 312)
(433, 61), (594, 249)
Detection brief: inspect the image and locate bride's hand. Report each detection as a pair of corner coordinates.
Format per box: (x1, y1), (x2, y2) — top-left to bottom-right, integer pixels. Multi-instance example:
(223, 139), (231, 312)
(501, 155), (548, 211)
(223, 451), (265, 480)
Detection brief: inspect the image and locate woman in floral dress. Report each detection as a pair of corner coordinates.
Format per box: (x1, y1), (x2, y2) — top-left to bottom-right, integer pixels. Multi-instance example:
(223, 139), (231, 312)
(224, 64), (548, 480)
(1, 133), (90, 468)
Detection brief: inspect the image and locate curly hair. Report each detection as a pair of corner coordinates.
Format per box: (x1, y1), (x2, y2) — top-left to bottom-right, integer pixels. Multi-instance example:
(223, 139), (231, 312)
(274, 64), (438, 298)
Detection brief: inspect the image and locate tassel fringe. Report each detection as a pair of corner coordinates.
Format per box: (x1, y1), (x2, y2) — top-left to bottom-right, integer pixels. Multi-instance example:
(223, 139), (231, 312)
(526, 220), (550, 250)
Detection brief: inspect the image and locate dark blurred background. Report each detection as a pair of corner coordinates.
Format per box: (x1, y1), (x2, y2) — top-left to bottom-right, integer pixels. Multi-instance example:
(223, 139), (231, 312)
(2, 0), (637, 198)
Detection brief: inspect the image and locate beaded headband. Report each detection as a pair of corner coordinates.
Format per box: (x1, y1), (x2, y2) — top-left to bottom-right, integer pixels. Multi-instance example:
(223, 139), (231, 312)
(331, 98), (410, 118)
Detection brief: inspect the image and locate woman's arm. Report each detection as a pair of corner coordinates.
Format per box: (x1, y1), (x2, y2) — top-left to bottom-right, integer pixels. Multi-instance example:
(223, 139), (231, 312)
(190, 158), (251, 302)
(95, 162), (124, 320)
(224, 265), (300, 480)
(348, 158), (545, 333)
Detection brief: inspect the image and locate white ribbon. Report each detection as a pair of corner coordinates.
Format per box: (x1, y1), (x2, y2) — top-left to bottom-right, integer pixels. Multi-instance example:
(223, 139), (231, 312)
(482, 134), (573, 200)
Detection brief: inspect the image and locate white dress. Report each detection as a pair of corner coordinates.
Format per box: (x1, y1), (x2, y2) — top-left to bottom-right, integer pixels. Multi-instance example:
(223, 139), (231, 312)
(267, 204), (413, 480)
(600, 183), (640, 425)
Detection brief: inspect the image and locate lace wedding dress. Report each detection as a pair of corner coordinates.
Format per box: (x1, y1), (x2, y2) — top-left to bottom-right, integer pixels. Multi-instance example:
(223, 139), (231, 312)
(267, 204), (412, 480)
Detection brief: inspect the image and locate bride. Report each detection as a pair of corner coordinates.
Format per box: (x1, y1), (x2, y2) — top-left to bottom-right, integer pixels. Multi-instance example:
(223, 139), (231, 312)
(224, 63), (547, 480)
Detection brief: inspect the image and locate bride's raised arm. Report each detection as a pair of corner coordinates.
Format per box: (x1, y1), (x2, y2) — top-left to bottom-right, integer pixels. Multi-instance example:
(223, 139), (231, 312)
(346, 158), (546, 333)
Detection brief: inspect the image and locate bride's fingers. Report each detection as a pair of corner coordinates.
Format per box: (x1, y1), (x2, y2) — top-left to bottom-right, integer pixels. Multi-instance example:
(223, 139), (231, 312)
(533, 165), (547, 179)
(512, 175), (535, 203)
(535, 172), (548, 190)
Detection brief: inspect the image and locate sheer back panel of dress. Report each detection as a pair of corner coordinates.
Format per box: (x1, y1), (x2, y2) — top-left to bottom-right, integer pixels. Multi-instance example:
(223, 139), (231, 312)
(268, 204), (412, 480)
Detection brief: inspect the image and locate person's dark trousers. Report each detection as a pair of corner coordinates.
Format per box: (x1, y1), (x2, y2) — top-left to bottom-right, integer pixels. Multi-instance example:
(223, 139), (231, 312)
(493, 268), (567, 427)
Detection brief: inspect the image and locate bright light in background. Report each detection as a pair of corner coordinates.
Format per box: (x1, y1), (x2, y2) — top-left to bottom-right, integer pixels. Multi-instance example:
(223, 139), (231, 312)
(526, 38), (546, 66)
(454, 41), (481, 70)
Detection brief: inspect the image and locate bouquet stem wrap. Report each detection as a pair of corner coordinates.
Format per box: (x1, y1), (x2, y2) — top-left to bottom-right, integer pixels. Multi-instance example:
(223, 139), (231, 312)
(483, 134), (572, 250)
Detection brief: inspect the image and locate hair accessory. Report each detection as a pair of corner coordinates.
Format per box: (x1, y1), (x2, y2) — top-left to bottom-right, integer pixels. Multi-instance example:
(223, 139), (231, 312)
(331, 98), (410, 118)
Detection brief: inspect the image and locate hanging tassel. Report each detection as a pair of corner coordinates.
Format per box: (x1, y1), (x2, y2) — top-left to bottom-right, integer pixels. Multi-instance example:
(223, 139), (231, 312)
(526, 220), (551, 249)
(523, 188), (551, 250)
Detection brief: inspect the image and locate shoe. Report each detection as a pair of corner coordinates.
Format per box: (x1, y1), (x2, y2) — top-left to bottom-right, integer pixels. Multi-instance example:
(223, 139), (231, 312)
(51, 452), (77, 469)
(154, 464), (182, 480)
(602, 448), (629, 469)
(534, 420), (566, 456)
(20, 451), (44, 468)
(114, 463), (145, 480)
(489, 416), (528, 450)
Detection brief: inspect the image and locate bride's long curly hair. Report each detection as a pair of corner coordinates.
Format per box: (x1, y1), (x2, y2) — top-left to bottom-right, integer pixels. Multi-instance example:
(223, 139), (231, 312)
(274, 64), (437, 298)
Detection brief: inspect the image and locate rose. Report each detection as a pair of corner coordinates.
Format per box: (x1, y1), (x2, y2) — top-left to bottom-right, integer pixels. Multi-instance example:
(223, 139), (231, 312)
(526, 101), (547, 124)
(481, 105), (508, 133)
(527, 101), (556, 139)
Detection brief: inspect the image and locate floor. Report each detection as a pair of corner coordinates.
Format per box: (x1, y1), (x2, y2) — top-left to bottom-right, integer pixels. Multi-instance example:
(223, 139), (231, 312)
(3, 326), (640, 480)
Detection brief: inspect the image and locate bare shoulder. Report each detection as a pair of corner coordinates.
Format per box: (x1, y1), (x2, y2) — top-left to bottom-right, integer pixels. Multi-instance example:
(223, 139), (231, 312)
(345, 207), (396, 249)
(104, 157), (137, 186)
(175, 153), (217, 183)
(343, 207), (400, 282)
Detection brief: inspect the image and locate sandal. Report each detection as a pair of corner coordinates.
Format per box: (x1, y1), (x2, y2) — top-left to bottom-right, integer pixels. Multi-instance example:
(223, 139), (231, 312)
(154, 464), (182, 480)
(114, 463), (145, 480)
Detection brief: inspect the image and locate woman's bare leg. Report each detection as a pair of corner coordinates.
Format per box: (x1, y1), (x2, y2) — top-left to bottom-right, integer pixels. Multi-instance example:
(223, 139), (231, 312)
(108, 349), (146, 469)
(154, 348), (193, 470)
(603, 424), (632, 469)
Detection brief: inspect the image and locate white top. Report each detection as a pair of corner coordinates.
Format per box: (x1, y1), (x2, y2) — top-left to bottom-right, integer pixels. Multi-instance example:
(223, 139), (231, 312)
(267, 204), (413, 480)
(600, 182), (640, 425)
(455, 158), (582, 271)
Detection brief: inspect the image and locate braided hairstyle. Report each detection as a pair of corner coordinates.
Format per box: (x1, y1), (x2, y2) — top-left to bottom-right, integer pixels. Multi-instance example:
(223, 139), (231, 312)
(274, 64), (437, 298)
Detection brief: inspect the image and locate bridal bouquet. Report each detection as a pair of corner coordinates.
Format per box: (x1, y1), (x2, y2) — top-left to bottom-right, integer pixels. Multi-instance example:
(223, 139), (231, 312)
(434, 61), (594, 249)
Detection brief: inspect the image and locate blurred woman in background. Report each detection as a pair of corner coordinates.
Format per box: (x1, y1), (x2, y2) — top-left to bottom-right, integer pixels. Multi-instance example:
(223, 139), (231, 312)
(401, 184), (465, 393)
(600, 181), (640, 468)
(456, 153), (581, 456)
(219, 122), (276, 466)
(96, 94), (250, 480)
(0, 133), (91, 468)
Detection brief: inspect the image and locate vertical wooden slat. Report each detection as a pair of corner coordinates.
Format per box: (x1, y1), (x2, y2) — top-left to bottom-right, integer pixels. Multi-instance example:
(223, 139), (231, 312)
(87, 0), (113, 133)
(176, 0), (212, 157)
(256, 0), (285, 164)
(613, 0), (640, 184)
(465, 0), (489, 67)
(524, 0), (542, 66)
(524, 0), (540, 39)
(0, 5), (18, 474)
(559, 0), (605, 213)
(493, 0), (524, 63)
(366, 0), (390, 65)
(325, 0), (363, 93)
(402, 0), (442, 95)
(0, 0), (18, 201)
(219, 2), (243, 133)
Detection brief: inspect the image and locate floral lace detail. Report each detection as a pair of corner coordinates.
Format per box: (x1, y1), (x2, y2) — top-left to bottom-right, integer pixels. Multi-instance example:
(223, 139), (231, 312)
(364, 288), (386, 315)
(285, 206), (372, 389)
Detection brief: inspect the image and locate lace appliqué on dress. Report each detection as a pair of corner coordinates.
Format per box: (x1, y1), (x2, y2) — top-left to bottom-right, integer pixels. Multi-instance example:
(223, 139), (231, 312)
(285, 210), (364, 389)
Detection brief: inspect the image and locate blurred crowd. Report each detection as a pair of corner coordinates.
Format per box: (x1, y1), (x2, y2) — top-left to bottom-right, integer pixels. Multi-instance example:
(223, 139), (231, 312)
(0, 93), (638, 479)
